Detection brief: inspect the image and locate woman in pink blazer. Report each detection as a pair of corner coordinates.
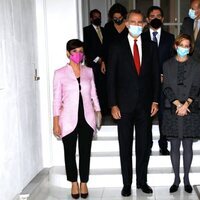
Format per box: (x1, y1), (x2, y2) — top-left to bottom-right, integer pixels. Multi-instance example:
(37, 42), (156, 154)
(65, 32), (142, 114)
(53, 39), (101, 199)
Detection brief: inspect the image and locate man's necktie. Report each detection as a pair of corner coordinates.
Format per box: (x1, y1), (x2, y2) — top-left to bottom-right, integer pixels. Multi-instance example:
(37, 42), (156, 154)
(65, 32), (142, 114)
(152, 31), (158, 45)
(96, 27), (103, 43)
(133, 39), (140, 75)
(194, 20), (199, 41)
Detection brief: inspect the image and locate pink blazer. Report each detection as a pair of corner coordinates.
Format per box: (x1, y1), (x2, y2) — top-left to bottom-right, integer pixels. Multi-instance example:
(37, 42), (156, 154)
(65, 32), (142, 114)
(53, 64), (101, 138)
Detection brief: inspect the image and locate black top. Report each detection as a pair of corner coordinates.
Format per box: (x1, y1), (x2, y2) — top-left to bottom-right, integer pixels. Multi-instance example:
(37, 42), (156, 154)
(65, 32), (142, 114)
(77, 78), (85, 120)
(103, 21), (128, 63)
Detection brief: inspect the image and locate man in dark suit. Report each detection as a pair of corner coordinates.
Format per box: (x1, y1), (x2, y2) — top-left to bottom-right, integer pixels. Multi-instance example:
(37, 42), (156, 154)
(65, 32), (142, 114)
(107, 9), (160, 196)
(180, 0), (200, 63)
(83, 9), (107, 115)
(142, 6), (175, 155)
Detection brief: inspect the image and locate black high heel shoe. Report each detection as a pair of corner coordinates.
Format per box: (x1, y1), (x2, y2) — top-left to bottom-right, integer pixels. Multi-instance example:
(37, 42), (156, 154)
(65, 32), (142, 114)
(71, 193), (80, 199)
(71, 182), (80, 199)
(184, 185), (193, 193)
(80, 183), (88, 199)
(169, 184), (179, 193)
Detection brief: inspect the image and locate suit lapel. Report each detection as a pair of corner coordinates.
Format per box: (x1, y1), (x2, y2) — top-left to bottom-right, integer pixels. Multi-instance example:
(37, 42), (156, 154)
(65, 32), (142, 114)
(123, 37), (139, 75)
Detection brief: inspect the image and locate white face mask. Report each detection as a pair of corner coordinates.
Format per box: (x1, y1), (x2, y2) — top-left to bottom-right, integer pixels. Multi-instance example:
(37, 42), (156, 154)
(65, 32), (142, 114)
(128, 25), (143, 37)
(188, 8), (196, 20)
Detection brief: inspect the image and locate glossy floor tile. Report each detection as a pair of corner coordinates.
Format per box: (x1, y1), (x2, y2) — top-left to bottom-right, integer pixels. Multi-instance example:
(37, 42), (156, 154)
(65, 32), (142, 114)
(30, 183), (200, 200)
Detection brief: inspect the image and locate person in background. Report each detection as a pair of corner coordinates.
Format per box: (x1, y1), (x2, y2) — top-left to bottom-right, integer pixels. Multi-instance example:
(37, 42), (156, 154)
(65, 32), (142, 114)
(162, 34), (200, 194)
(83, 9), (108, 116)
(53, 39), (101, 199)
(180, 0), (200, 63)
(107, 9), (160, 196)
(142, 6), (175, 155)
(103, 3), (128, 67)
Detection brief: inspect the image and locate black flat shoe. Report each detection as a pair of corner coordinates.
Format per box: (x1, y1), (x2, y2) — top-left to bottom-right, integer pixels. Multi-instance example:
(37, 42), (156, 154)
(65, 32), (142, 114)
(184, 185), (193, 193)
(121, 185), (131, 197)
(137, 183), (153, 194)
(71, 193), (79, 199)
(159, 148), (170, 155)
(169, 184), (179, 193)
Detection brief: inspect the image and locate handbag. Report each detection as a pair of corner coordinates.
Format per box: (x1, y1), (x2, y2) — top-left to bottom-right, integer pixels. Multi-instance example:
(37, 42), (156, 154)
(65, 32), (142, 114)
(96, 111), (102, 130)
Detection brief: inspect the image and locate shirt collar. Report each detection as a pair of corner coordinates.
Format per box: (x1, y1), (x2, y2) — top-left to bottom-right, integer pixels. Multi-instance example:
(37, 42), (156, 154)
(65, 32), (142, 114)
(150, 27), (161, 36)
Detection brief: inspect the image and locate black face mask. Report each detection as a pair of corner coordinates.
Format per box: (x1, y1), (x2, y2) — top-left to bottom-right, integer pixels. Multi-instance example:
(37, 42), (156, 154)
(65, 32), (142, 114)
(150, 18), (162, 29)
(113, 18), (124, 25)
(92, 18), (101, 26)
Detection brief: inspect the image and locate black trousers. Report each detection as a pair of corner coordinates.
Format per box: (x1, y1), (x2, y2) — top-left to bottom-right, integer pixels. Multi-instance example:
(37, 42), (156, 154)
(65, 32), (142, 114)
(117, 103), (151, 186)
(62, 119), (93, 183)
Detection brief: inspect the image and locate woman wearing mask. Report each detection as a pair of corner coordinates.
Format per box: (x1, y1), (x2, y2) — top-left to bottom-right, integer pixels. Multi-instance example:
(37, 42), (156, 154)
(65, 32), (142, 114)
(103, 3), (128, 66)
(53, 39), (101, 199)
(162, 34), (200, 194)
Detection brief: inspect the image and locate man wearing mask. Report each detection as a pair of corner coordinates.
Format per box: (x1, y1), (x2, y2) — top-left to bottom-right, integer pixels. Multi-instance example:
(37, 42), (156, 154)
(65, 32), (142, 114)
(180, 0), (200, 63)
(142, 6), (175, 156)
(83, 9), (108, 115)
(107, 9), (160, 196)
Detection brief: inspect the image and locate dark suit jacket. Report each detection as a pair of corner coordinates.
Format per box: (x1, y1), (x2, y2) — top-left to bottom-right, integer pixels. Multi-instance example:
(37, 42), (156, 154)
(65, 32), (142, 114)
(180, 17), (200, 62)
(83, 24), (104, 68)
(107, 35), (160, 113)
(142, 29), (175, 75)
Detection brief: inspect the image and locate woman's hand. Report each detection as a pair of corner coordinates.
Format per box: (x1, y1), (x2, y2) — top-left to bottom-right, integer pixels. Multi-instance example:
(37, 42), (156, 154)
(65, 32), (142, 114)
(176, 103), (190, 116)
(53, 116), (61, 138)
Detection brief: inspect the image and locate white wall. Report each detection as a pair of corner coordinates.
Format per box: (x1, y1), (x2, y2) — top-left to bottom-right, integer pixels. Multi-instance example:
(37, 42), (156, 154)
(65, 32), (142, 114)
(36, 0), (84, 167)
(0, 0), (42, 199)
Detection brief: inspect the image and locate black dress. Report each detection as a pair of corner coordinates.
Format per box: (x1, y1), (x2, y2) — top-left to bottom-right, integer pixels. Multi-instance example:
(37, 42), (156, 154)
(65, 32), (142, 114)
(103, 21), (128, 64)
(162, 57), (200, 139)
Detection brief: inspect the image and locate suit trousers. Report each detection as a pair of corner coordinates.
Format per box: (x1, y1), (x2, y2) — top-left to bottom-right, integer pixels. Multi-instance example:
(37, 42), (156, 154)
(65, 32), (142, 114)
(117, 102), (151, 186)
(62, 118), (93, 183)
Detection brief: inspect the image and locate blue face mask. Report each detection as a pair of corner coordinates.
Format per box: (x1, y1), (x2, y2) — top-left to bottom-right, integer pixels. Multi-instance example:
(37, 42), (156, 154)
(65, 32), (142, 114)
(176, 46), (190, 57)
(128, 25), (143, 37)
(188, 9), (196, 19)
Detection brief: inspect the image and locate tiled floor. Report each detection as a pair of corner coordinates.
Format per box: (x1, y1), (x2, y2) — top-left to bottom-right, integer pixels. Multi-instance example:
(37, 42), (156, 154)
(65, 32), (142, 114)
(31, 183), (200, 200)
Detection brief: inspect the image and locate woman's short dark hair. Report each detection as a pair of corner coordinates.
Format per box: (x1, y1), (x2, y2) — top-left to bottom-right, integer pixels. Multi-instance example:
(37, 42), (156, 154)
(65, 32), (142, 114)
(66, 39), (84, 52)
(108, 3), (127, 19)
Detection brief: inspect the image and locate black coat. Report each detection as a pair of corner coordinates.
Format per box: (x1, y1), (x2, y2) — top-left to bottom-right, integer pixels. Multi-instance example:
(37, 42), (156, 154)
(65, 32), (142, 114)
(142, 29), (175, 75)
(83, 24), (104, 68)
(180, 17), (200, 63)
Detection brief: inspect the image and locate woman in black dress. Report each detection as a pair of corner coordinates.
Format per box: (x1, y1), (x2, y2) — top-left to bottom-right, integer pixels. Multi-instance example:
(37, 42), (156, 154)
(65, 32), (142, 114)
(103, 3), (128, 66)
(162, 34), (200, 194)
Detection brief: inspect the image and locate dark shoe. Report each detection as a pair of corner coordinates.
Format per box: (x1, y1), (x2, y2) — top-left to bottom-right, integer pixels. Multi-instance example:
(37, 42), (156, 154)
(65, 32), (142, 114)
(71, 182), (79, 199)
(160, 148), (170, 155)
(121, 185), (131, 197)
(184, 185), (193, 193)
(137, 183), (153, 194)
(169, 184), (179, 193)
(80, 182), (88, 199)
(71, 193), (79, 199)
(81, 193), (88, 199)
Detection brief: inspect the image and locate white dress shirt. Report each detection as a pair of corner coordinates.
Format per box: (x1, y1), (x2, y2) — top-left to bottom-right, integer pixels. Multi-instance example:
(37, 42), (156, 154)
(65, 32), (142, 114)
(150, 27), (161, 46)
(128, 33), (142, 65)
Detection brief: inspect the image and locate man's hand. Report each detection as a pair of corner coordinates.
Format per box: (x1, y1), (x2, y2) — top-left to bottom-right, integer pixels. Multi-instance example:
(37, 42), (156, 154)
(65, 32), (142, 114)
(101, 61), (106, 74)
(151, 102), (159, 117)
(111, 106), (121, 119)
